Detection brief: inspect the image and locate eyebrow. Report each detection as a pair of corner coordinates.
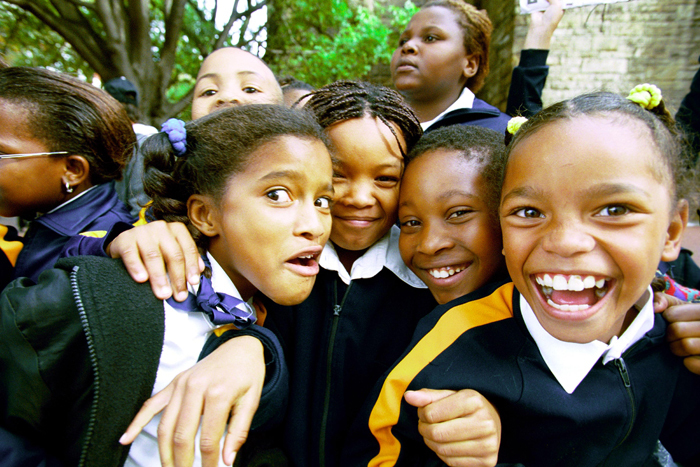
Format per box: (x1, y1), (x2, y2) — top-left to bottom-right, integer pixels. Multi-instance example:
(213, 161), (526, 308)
(196, 70), (265, 85)
(260, 170), (334, 192)
(501, 182), (652, 204)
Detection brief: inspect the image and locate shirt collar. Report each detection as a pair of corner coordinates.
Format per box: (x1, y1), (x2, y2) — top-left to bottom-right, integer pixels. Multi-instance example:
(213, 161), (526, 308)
(36, 183), (119, 236)
(421, 87), (476, 131)
(520, 287), (655, 394)
(319, 224), (427, 288)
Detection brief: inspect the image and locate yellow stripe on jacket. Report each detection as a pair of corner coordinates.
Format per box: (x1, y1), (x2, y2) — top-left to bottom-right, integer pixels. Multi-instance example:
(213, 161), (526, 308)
(0, 225), (23, 267)
(367, 282), (515, 467)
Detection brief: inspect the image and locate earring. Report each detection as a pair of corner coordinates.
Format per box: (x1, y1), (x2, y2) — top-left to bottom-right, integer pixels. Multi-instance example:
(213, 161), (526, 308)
(65, 182), (74, 194)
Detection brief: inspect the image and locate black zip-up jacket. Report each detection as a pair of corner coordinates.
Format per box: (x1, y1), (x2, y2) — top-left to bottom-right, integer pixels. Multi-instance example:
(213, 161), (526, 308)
(262, 267), (437, 467)
(0, 256), (286, 467)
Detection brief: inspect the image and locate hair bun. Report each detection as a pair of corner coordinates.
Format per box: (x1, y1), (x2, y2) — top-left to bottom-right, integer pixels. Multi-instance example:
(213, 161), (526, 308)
(627, 83), (662, 110)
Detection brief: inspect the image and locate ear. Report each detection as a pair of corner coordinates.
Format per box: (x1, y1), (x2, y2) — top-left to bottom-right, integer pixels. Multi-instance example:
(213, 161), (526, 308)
(62, 155), (91, 191)
(188, 194), (220, 238)
(661, 199), (689, 262)
(462, 53), (479, 80)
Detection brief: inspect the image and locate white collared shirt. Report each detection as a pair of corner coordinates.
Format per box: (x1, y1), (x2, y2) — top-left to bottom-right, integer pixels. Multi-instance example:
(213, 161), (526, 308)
(125, 252), (253, 467)
(320, 224), (427, 289)
(420, 87), (476, 131)
(520, 288), (655, 394)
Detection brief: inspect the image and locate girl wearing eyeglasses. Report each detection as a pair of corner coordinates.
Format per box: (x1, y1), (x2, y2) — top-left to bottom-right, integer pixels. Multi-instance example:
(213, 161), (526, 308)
(0, 66), (136, 289)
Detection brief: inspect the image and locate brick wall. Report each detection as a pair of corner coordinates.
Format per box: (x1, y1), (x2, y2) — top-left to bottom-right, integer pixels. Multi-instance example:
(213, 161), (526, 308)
(481, 0), (700, 114)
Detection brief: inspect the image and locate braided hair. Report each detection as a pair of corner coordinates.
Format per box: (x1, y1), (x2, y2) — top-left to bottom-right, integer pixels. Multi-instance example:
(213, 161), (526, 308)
(302, 80), (422, 157)
(142, 105), (329, 249)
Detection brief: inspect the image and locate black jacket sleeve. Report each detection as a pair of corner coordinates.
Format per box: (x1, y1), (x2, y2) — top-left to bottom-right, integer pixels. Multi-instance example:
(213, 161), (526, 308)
(506, 49), (550, 118)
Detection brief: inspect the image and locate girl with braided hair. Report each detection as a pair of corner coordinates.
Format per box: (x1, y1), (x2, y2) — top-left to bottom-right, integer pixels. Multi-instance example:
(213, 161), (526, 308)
(0, 104), (335, 467)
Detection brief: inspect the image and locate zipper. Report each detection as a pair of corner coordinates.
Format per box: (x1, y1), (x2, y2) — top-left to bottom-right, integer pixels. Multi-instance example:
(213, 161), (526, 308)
(613, 358), (636, 446)
(71, 266), (100, 467)
(319, 278), (353, 467)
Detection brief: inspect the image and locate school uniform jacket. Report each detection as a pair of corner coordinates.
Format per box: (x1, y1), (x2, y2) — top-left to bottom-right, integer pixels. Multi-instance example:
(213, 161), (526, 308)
(261, 266), (437, 467)
(0, 256), (286, 467)
(343, 282), (700, 467)
(0, 182), (135, 290)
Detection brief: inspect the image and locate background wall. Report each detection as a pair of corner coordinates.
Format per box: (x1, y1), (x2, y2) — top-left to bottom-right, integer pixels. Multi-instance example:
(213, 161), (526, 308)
(479, 0), (700, 114)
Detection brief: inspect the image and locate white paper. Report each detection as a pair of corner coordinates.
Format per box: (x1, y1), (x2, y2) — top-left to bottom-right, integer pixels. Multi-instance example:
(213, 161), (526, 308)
(520, 0), (632, 14)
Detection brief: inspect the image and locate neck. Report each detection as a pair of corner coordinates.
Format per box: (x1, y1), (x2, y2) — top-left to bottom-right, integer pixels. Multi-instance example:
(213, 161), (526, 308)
(335, 246), (366, 274)
(401, 86), (465, 123)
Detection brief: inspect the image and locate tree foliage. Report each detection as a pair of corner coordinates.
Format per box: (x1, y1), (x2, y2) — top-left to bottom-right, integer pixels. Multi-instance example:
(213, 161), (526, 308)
(0, 0), (417, 123)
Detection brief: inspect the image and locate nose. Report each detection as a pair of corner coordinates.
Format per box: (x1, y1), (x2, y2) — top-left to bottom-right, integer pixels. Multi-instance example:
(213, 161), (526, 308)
(215, 88), (241, 108)
(541, 221), (596, 257)
(400, 38), (417, 55)
(294, 201), (327, 240)
(337, 180), (375, 209)
(416, 221), (453, 256)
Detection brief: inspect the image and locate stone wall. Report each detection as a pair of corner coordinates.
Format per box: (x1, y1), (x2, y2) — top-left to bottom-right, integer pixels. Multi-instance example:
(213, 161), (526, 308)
(481, 0), (700, 114)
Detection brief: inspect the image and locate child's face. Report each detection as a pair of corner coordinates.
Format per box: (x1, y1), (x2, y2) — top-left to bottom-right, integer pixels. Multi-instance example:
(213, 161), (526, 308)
(399, 149), (503, 305)
(326, 116), (405, 252)
(206, 135), (333, 305)
(500, 116), (684, 343)
(0, 101), (68, 217)
(191, 48), (283, 120)
(391, 6), (475, 102)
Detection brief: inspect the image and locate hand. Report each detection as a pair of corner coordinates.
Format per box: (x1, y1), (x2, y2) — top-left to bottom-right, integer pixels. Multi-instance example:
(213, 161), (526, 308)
(119, 336), (266, 467)
(523, 0), (564, 50)
(663, 301), (700, 375)
(404, 389), (500, 467)
(106, 220), (203, 301)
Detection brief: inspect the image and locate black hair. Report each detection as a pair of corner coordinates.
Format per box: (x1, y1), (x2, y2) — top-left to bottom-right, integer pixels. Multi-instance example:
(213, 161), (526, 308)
(278, 76), (315, 93)
(0, 67), (135, 184)
(142, 104), (330, 249)
(302, 80), (423, 157)
(408, 125), (506, 220)
(504, 91), (692, 206)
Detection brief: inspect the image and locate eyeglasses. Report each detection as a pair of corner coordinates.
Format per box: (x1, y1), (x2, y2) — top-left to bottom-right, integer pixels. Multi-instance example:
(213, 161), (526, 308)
(0, 151), (69, 160)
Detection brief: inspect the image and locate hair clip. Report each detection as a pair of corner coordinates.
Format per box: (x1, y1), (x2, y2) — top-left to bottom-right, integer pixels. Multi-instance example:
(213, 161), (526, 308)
(507, 116), (528, 135)
(161, 118), (187, 156)
(627, 84), (662, 110)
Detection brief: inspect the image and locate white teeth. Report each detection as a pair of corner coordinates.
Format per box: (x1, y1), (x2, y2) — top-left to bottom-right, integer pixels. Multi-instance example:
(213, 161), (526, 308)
(536, 274), (607, 292)
(299, 255), (313, 259)
(428, 266), (465, 279)
(547, 299), (590, 312)
(595, 288), (606, 298)
(552, 275), (568, 290)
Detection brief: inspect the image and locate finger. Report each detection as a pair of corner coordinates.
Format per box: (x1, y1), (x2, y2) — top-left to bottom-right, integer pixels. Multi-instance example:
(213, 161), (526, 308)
(411, 389), (483, 424)
(157, 381), (194, 467)
(198, 393), (232, 467)
(109, 232), (151, 283)
(663, 302), (700, 323)
(168, 222), (204, 288)
(684, 355), (700, 375)
(120, 386), (173, 445)
(404, 389), (455, 409)
(221, 390), (261, 465)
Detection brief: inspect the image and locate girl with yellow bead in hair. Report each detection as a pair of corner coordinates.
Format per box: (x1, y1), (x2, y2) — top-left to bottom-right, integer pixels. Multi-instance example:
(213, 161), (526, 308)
(343, 84), (700, 466)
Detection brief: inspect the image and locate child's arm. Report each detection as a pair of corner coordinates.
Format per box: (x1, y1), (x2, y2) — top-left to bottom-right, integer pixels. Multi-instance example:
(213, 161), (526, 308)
(106, 220), (204, 302)
(120, 334), (271, 467)
(506, 0), (564, 118)
(405, 389), (500, 467)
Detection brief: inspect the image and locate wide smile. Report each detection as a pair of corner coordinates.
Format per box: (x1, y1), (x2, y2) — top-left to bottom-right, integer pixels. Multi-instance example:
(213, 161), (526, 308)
(333, 215), (380, 228)
(422, 262), (471, 285)
(532, 273), (614, 318)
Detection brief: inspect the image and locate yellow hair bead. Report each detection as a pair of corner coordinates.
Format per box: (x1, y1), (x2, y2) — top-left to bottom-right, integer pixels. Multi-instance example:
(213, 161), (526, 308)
(627, 83), (662, 110)
(507, 116), (528, 135)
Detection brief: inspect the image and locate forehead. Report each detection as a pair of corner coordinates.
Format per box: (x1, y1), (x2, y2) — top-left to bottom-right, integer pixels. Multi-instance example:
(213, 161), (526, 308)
(197, 49), (276, 83)
(0, 102), (38, 144)
(505, 116), (668, 193)
(326, 116), (405, 168)
(403, 148), (486, 197)
(406, 6), (461, 32)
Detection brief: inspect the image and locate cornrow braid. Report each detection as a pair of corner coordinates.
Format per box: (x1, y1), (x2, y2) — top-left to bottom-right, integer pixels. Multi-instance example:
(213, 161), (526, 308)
(302, 80), (423, 156)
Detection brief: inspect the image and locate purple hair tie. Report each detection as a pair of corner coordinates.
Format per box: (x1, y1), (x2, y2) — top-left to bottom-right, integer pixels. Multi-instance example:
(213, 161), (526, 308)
(161, 118), (187, 156)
